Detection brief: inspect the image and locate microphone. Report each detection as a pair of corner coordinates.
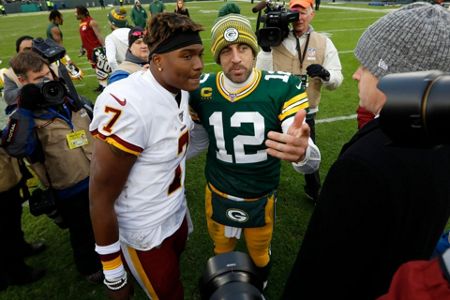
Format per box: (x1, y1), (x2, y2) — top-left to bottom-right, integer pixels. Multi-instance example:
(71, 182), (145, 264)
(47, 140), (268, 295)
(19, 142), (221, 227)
(252, 0), (267, 13)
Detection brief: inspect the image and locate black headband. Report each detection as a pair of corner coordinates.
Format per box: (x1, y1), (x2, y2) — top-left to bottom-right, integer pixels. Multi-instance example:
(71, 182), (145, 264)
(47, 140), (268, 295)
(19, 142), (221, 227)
(150, 30), (202, 56)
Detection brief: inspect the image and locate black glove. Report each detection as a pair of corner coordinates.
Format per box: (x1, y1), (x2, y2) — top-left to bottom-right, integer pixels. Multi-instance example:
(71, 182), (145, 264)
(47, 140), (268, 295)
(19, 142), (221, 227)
(306, 64), (330, 81)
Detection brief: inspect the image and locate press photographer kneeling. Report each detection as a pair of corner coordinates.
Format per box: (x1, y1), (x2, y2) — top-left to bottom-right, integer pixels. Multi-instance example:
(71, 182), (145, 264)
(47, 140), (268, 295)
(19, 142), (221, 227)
(2, 50), (103, 283)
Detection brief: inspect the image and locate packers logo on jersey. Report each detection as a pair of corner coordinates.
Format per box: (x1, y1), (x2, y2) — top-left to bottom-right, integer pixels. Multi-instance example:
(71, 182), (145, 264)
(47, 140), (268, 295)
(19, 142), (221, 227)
(226, 208), (249, 223)
(200, 87), (213, 100)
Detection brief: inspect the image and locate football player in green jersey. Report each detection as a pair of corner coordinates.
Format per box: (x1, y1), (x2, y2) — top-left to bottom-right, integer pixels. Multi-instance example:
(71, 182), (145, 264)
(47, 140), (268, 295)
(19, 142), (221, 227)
(189, 12), (321, 287)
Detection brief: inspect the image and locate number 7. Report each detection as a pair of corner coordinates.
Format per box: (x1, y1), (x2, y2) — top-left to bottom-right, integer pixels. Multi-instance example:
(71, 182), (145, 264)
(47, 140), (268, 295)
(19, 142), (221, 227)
(168, 130), (189, 195)
(102, 106), (122, 133)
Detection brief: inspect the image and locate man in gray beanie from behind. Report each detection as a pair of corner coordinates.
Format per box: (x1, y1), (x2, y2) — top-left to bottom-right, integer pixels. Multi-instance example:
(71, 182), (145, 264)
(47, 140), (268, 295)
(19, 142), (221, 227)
(282, 3), (450, 300)
(355, 2), (450, 127)
(355, 2), (450, 81)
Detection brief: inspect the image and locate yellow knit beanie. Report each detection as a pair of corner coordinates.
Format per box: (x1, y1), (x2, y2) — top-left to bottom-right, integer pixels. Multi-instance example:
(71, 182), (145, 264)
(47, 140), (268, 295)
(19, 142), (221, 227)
(211, 14), (259, 64)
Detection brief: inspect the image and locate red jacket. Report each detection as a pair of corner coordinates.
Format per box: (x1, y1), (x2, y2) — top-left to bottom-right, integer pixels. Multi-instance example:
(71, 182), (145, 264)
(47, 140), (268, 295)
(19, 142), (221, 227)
(378, 253), (450, 300)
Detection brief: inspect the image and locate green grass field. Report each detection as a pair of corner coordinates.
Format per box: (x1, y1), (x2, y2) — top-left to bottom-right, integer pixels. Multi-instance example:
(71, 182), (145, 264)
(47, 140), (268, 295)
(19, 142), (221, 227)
(0, 1), (393, 299)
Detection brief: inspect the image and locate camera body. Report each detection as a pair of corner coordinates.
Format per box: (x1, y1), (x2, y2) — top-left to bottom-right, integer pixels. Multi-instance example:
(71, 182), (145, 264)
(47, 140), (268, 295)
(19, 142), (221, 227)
(378, 70), (450, 146)
(29, 188), (67, 229)
(29, 188), (57, 217)
(255, 0), (299, 49)
(32, 37), (66, 64)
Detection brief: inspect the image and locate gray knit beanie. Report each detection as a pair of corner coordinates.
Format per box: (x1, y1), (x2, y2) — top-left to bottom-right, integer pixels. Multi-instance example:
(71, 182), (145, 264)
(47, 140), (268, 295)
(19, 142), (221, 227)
(354, 2), (450, 78)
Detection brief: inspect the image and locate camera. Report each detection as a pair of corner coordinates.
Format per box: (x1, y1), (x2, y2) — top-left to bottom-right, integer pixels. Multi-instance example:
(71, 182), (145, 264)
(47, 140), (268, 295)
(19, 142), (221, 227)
(32, 37), (66, 64)
(253, 0), (299, 49)
(29, 188), (67, 229)
(37, 79), (67, 105)
(200, 251), (265, 300)
(29, 188), (56, 217)
(20, 79), (68, 110)
(379, 70), (450, 146)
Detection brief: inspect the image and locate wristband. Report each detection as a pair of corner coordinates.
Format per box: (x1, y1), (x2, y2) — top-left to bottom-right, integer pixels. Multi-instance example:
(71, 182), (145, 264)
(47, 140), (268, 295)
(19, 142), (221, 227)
(95, 241), (126, 281)
(103, 272), (128, 291)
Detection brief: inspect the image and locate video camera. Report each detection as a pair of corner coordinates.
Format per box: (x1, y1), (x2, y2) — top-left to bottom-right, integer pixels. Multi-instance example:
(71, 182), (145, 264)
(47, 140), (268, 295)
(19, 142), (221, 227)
(32, 37), (66, 64)
(379, 70), (450, 146)
(31, 38), (93, 115)
(13, 37), (69, 110)
(253, 0), (299, 50)
(20, 79), (68, 110)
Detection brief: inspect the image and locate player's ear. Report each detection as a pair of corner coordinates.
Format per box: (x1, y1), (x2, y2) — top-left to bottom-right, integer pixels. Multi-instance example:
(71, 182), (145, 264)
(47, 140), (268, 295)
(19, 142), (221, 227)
(150, 53), (161, 67)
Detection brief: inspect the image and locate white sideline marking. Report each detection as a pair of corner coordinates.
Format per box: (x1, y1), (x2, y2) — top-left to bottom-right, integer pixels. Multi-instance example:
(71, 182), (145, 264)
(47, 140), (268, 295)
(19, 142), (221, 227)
(319, 4), (397, 13)
(316, 114), (357, 124)
(325, 27), (368, 33)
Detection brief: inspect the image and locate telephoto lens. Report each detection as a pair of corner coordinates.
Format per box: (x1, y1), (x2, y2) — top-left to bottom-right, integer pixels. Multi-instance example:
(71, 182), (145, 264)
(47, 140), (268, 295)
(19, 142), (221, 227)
(379, 70), (450, 145)
(200, 251), (265, 300)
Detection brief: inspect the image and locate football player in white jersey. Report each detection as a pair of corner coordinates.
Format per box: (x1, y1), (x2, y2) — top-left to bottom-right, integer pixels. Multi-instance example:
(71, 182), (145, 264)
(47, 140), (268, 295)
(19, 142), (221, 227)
(89, 13), (204, 299)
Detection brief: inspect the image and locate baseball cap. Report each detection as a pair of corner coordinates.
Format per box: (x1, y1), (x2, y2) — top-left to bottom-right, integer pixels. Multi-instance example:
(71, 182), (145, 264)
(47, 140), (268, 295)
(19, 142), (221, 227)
(128, 26), (145, 47)
(289, 0), (314, 9)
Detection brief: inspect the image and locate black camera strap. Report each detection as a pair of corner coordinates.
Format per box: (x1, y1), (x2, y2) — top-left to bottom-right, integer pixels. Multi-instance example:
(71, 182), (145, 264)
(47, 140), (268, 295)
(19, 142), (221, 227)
(294, 31), (311, 72)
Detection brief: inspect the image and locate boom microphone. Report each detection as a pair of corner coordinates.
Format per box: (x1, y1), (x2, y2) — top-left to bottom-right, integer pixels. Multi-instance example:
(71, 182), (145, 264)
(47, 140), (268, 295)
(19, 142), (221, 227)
(252, 0), (267, 13)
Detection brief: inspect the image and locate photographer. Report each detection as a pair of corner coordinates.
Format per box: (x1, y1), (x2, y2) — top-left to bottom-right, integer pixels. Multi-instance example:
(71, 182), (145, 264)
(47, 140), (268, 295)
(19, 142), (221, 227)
(2, 36), (82, 114)
(0, 148), (45, 291)
(256, 0), (343, 202)
(4, 51), (103, 284)
(282, 3), (450, 299)
(2, 36), (34, 112)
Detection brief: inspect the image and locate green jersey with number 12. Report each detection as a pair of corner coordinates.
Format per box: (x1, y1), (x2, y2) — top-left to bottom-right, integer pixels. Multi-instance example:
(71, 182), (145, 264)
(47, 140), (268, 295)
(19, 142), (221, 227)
(189, 69), (308, 198)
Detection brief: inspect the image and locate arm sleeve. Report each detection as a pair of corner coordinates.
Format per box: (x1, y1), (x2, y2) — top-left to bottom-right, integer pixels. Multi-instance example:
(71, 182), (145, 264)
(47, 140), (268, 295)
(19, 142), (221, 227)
(89, 92), (147, 156)
(3, 75), (21, 106)
(276, 74), (320, 173)
(322, 38), (343, 90)
(105, 35), (119, 72)
(255, 50), (274, 71)
(186, 122), (209, 160)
